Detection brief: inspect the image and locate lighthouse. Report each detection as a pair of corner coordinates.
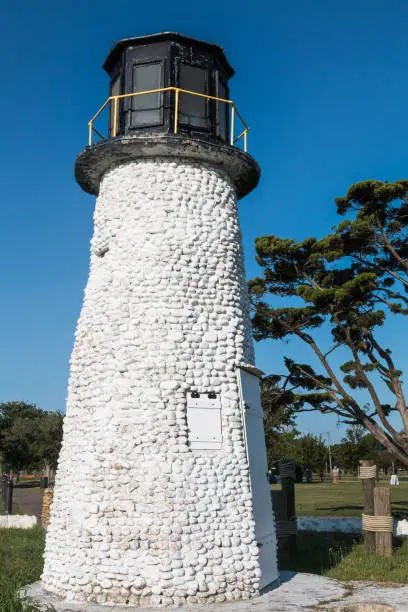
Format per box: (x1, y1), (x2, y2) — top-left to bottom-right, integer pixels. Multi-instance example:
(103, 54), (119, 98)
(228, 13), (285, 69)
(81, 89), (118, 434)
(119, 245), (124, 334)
(41, 33), (278, 606)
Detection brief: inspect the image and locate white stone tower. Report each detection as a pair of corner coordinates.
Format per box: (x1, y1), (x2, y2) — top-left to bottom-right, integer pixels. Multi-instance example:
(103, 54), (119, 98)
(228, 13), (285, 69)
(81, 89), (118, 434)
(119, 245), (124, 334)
(42, 33), (277, 606)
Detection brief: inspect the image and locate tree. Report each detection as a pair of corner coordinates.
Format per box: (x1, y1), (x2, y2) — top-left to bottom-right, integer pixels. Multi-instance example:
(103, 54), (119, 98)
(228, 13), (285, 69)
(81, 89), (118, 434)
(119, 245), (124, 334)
(376, 449), (402, 475)
(333, 425), (378, 473)
(0, 402), (63, 474)
(0, 402), (43, 472)
(296, 433), (327, 473)
(250, 180), (408, 467)
(35, 411), (64, 475)
(261, 374), (299, 465)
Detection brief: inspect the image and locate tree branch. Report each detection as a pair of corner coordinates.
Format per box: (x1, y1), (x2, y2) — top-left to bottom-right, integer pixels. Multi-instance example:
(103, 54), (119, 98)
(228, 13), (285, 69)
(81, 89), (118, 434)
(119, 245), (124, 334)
(378, 225), (408, 276)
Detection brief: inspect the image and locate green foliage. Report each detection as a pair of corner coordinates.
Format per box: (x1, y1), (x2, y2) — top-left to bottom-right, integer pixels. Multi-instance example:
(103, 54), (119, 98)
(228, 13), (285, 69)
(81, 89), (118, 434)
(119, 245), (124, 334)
(251, 179), (408, 466)
(332, 426), (378, 472)
(295, 433), (328, 473)
(0, 402), (63, 473)
(261, 374), (299, 465)
(34, 411), (64, 473)
(260, 371), (328, 471)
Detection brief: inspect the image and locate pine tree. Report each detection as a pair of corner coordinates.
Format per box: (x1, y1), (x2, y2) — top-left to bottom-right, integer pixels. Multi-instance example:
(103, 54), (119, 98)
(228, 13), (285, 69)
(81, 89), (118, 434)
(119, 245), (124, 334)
(251, 180), (408, 466)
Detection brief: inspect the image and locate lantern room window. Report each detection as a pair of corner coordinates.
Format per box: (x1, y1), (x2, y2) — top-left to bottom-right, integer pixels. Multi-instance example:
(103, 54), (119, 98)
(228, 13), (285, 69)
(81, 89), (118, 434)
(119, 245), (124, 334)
(109, 74), (121, 136)
(179, 64), (209, 129)
(130, 62), (163, 127)
(216, 73), (228, 142)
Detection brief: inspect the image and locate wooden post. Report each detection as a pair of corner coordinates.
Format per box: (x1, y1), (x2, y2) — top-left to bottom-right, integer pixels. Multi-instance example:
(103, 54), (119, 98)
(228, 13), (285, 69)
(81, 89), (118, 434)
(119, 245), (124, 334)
(374, 487), (392, 557)
(6, 479), (13, 515)
(279, 460), (297, 562)
(360, 459), (376, 555)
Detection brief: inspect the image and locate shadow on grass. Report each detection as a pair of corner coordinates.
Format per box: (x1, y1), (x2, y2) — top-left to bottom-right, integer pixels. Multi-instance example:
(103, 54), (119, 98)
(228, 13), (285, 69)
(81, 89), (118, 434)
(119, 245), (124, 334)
(279, 532), (405, 576)
(315, 505), (362, 513)
(279, 532), (358, 574)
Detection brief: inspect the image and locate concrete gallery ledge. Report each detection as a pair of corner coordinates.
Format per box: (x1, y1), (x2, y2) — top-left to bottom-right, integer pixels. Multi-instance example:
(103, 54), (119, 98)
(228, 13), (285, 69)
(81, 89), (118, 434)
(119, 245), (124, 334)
(22, 572), (408, 611)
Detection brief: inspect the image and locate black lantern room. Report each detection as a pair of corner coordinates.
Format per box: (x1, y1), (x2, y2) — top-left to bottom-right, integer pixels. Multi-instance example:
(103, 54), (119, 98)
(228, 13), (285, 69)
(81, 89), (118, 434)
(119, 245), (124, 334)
(103, 32), (235, 143)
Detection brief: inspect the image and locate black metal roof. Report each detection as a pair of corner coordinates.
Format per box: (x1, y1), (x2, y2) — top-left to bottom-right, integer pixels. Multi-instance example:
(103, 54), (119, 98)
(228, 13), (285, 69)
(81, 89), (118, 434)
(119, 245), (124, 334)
(103, 32), (235, 77)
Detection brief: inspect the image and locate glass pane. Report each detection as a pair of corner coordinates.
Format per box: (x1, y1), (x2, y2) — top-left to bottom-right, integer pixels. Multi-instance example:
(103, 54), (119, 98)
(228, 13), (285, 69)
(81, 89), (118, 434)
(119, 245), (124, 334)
(131, 63), (162, 127)
(217, 77), (228, 141)
(109, 75), (121, 136)
(179, 64), (208, 129)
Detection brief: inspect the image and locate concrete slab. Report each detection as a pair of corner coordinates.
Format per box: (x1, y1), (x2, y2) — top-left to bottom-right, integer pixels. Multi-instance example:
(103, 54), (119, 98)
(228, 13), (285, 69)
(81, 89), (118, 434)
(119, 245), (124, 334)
(322, 580), (408, 611)
(24, 571), (408, 612)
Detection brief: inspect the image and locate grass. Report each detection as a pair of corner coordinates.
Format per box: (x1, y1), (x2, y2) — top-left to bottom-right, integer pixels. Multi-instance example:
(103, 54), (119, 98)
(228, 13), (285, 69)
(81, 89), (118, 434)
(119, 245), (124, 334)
(327, 539), (408, 583)
(271, 479), (408, 517)
(0, 526), (45, 611)
(281, 531), (408, 583)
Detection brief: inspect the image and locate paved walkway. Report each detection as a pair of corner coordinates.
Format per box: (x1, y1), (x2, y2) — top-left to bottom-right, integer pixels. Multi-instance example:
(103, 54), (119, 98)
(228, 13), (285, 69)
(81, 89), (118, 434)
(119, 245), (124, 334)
(24, 573), (408, 611)
(13, 486), (43, 518)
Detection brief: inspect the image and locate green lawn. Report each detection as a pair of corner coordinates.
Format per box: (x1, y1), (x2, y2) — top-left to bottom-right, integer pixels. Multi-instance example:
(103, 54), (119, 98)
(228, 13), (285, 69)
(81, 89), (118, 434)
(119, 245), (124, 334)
(0, 526), (45, 611)
(327, 539), (408, 582)
(271, 480), (408, 517)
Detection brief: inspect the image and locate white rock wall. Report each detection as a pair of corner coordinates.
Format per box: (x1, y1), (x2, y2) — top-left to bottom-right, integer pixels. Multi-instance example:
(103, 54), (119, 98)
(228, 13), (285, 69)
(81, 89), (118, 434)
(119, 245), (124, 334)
(42, 158), (262, 606)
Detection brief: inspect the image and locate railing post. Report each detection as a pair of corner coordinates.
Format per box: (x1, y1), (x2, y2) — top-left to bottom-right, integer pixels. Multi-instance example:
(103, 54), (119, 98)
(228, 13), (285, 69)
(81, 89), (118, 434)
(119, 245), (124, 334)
(230, 105), (235, 146)
(113, 97), (119, 138)
(244, 130), (247, 152)
(6, 479), (13, 515)
(174, 89), (179, 134)
(88, 122), (92, 147)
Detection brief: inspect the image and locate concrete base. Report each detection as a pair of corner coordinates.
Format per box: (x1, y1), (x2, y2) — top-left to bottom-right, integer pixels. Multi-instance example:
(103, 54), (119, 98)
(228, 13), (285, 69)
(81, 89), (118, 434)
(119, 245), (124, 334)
(22, 573), (408, 611)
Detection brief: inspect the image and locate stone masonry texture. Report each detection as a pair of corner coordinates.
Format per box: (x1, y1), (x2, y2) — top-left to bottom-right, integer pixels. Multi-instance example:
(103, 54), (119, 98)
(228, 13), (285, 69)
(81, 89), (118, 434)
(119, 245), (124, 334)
(42, 158), (263, 606)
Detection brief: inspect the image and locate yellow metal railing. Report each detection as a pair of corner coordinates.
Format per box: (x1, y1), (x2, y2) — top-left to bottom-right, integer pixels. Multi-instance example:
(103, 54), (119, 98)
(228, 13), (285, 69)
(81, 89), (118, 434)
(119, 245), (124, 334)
(88, 87), (249, 152)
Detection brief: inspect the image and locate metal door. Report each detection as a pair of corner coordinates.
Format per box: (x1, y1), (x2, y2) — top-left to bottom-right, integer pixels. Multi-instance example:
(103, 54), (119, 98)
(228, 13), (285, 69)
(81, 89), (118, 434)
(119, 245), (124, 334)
(238, 366), (278, 589)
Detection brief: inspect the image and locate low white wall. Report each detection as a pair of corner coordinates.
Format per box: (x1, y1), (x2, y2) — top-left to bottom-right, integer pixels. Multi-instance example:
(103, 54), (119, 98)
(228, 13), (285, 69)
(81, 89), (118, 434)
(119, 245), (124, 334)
(298, 516), (408, 536)
(0, 515), (37, 529)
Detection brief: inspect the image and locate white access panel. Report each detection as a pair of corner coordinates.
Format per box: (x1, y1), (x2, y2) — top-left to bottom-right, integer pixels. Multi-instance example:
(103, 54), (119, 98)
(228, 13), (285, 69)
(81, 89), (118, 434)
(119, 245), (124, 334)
(238, 367), (278, 589)
(186, 392), (222, 450)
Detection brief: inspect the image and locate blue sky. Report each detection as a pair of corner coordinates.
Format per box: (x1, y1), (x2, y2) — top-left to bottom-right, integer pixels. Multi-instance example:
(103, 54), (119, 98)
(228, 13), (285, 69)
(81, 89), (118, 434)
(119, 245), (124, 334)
(1, 0), (407, 442)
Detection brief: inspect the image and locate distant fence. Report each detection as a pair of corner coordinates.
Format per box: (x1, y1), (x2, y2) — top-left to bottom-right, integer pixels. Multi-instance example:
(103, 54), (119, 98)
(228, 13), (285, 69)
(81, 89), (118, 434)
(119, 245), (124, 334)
(0, 475), (13, 515)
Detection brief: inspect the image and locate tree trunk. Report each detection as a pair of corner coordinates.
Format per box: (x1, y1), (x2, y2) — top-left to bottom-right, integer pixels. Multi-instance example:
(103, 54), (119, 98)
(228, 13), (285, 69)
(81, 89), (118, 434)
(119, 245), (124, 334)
(44, 461), (51, 478)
